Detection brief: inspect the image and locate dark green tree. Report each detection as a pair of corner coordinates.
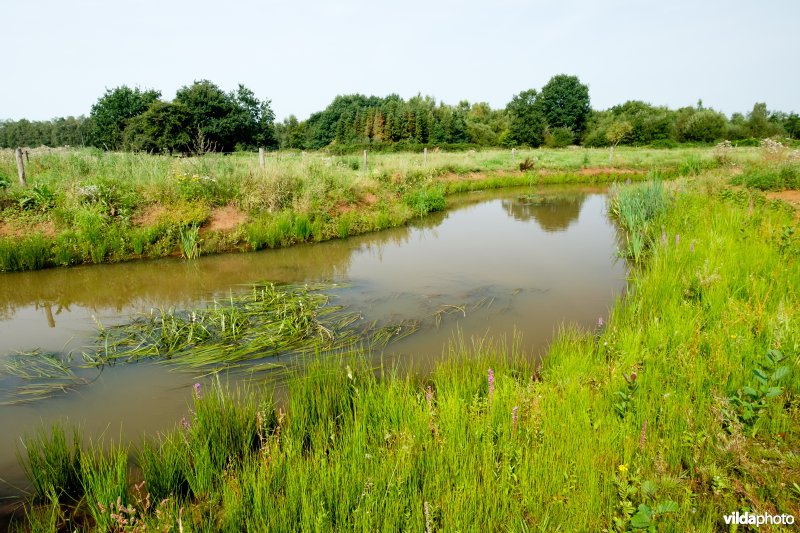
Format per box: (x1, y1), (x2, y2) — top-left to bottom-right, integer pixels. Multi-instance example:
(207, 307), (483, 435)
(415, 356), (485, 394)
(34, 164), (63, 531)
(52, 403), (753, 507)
(538, 74), (591, 136)
(784, 113), (800, 139)
(89, 86), (161, 150)
(505, 89), (545, 147)
(123, 101), (193, 154)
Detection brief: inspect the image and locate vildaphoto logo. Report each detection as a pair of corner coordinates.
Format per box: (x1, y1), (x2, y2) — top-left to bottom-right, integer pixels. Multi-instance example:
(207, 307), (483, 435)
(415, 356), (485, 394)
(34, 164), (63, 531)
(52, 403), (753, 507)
(723, 511), (795, 526)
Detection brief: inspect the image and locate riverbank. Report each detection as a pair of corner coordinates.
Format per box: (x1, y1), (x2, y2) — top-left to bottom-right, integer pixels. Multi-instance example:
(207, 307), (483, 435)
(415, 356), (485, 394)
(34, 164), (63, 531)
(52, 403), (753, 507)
(0, 146), (738, 272)
(10, 163), (800, 530)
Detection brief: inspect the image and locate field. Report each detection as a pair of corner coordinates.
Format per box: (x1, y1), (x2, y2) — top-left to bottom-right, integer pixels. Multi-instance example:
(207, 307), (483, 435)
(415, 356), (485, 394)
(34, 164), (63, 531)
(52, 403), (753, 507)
(4, 144), (800, 531)
(0, 146), (757, 272)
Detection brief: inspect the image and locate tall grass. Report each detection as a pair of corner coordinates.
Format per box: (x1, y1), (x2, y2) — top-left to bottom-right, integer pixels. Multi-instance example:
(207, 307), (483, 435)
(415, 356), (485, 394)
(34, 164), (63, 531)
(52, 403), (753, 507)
(607, 179), (669, 263)
(0, 146), (755, 272)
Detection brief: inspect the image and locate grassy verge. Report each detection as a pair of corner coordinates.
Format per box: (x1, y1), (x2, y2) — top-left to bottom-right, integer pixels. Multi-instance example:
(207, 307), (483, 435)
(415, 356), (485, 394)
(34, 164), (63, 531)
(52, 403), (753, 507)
(0, 146), (742, 272)
(12, 170), (800, 530)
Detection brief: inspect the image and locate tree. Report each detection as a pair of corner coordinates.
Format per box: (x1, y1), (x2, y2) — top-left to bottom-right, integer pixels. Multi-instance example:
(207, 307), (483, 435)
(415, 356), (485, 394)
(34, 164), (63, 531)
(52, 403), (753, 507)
(538, 74), (591, 135)
(784, 113), (800, 140)
(681, 109), (727, 142)
(123, 101), (192, 154)
(174, 80), (275, 152)
(89, 86), (161, 150)
(505, 89), (545, 147)
(606, 121), (633, 162)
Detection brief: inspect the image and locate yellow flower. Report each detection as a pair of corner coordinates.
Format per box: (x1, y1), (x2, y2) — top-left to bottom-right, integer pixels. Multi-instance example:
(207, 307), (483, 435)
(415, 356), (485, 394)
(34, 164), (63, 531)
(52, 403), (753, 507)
(618, 464), (628, 475)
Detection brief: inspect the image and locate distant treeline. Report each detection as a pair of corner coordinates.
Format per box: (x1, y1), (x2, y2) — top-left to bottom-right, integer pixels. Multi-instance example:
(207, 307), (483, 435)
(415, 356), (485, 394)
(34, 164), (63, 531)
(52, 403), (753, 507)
(1, 75), (798, 153)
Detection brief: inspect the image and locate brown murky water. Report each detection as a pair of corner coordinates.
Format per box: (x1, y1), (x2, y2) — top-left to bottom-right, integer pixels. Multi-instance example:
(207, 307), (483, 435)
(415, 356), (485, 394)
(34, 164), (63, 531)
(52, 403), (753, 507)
(0, 186), (626, 504)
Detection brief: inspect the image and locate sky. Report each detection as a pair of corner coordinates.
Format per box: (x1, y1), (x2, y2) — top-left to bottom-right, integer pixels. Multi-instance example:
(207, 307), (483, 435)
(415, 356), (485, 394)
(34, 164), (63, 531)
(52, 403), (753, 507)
(1, 0), (798, 122)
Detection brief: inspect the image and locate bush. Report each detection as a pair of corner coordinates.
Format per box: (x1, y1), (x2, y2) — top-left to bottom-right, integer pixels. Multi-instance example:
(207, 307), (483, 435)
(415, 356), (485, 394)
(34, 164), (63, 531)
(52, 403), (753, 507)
(731, 164), (800, 191)
(544, 127), (575, 148)
(403, 186), (446, 217)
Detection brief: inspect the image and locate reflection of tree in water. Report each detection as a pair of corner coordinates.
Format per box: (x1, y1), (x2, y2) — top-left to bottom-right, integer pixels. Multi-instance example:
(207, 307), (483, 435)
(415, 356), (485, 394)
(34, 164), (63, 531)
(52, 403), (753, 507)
(501, 193), (586, 232)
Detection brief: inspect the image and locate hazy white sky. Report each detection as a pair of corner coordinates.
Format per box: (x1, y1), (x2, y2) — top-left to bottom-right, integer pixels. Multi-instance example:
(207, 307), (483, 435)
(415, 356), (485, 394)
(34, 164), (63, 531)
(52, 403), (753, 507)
(2, 0), (798, 121)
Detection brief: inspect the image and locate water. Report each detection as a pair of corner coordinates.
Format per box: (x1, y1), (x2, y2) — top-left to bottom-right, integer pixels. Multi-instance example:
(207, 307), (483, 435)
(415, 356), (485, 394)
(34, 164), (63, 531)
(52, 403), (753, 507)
(0, 185), (626, 504)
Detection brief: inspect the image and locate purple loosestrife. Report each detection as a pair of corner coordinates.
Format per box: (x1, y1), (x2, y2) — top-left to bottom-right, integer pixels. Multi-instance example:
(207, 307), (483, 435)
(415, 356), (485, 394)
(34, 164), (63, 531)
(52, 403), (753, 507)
(426, 385), (434, 412)
(598, 317), (604, 328)
(487, 368), (495, 403)
(675, 234), (680, 246)
(193, 382), (202, 399)
(512, 406), (519, 433)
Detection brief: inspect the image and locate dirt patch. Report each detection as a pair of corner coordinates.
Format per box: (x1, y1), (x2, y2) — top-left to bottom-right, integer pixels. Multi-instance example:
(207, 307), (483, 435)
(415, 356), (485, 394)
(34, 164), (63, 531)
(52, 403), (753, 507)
(202, 205), (248, 233)
(131, 204), (168, 227)
(766, 190), (800, 215)
(362, 193), (378, 205)
(0, 220), (56, 238)
(766, 189), (800, 206)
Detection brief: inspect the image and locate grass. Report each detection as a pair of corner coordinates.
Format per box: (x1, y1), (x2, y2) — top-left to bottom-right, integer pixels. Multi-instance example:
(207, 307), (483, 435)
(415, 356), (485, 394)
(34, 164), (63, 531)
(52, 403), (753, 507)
(0, 145), (751, 272)
(10, 165), (800, 530)
(78, 281), (421, 375)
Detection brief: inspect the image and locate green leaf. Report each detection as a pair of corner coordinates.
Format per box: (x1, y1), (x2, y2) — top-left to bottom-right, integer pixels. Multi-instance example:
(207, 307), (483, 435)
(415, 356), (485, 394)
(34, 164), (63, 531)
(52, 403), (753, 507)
(741, 386), (759, 399)
(764, 387), (783, 399)
(641, 480), (657, 498)
(656, 501), (680, 514)
(630, 504), (653, 529)
(752, 368), (768, 385)
(771, 366), (790, 382)
(766, 349), (784, 365)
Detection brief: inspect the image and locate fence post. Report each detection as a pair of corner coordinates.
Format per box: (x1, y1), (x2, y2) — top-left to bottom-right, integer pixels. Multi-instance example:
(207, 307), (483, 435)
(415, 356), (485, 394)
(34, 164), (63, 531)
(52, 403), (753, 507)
(423, 147), (427, 163)
(259, 147), (265, 168)
(363, 150), (368, 172)
(512, 148), (516, 160)
(15, 148), (26, 186)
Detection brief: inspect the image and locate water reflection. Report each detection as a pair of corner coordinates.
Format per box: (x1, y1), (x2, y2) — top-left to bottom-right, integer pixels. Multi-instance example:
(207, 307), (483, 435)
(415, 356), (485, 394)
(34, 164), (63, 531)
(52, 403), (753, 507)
(501, 192), (586, 232)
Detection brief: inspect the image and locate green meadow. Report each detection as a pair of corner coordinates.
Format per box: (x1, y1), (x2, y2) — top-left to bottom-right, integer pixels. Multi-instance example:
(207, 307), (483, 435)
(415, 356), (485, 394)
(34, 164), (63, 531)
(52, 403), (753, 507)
(0, 146), (751, 273)
(4, 143), (800, 531)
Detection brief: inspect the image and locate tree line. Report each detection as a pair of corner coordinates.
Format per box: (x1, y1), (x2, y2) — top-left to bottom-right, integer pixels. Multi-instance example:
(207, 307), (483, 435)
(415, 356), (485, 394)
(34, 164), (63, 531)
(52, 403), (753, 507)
(1, 75), (798, 153)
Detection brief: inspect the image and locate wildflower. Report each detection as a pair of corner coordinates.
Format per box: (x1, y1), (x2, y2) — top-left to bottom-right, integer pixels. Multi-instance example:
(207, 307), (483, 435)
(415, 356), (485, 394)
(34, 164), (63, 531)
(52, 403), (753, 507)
(193, 382), (202, 399)
(181, 417), (190, 431)
(618, 464), (629, 475)
(675, 234), (680, 246)
(425, 385), (434, 411)
(597, 317), (604, 328)
(488, 368), (495, 402)
(512, 406), (519, 433)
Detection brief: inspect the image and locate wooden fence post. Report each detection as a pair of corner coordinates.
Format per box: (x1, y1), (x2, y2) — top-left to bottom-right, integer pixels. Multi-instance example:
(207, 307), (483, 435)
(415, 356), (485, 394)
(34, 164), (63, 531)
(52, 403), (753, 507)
(15, 148), (26, 186)
(259, 147), (265, 168)
(363, 150), (368, 172)
(423, 147), (427, 163)
(512, 148), (516, 160)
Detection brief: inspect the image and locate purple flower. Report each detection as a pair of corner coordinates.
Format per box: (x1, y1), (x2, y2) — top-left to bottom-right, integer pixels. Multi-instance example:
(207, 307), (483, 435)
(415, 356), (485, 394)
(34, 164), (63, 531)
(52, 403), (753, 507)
(597, 317), (604, 328)
(675, 234), (680, 246)
(193, 382), (202, 399)
(488, 368), (495, 402)
(181, 417), (190, 431)
(512, 406), (519, 433)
